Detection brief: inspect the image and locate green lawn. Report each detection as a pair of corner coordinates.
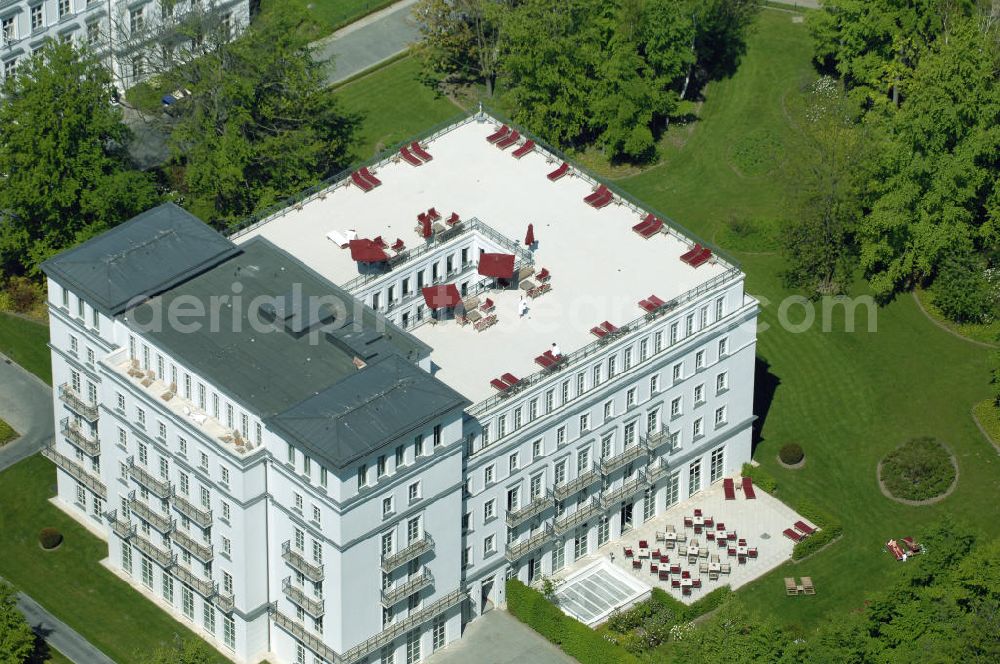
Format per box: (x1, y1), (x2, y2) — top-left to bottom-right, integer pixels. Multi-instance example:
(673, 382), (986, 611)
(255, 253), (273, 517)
(0, 417), (18, 446)
(334, 56), (464, 160)
(266, 0), (401, 39)
(0, 456), (230, 664)
(0, 312), (51, 384)
(618, 8), (1000, 634)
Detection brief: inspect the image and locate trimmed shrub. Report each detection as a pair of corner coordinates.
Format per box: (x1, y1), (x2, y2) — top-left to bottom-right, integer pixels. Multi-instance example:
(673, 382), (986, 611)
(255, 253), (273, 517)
(791, 501), (842, 560)
(932, 253), (996, 324)
(779, 443), (804, 465)
(741, 462), (777, 494)
(39, 527), (63, 549)
(880, 437), (956, 501)
(506, 579), (639, 664)
(4, 276), (41, 313)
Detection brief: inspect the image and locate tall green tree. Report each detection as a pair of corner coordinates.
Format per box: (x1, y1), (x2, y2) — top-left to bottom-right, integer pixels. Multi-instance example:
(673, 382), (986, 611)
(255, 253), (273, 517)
(781, 78), (871, 295)
(0, 41), (159, 276)
(165, 8), (358, 227)
(0, 581), (34, 663)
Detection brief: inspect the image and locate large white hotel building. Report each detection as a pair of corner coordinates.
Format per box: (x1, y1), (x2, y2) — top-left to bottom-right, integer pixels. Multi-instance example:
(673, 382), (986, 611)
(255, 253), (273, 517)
(41, 112), (759, 664)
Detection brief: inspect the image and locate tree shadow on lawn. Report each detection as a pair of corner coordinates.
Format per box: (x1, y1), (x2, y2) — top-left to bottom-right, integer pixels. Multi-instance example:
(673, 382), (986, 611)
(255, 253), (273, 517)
(752, 355), (780, 455)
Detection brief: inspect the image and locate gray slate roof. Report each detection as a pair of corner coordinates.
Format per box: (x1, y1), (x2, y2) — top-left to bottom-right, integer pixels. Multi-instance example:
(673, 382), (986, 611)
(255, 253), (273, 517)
(267, 354), (469, 469)
(41, 203), (239, 315)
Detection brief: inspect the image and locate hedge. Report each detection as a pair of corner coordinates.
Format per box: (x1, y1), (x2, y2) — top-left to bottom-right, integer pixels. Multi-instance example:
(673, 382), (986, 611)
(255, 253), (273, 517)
(38, 527), (63, 549)
(791, 500), (842, 560)
(779, 443), (804, 465)
(741, 462), (777, 494)
(506, 580), (640, 664)
(646, 586), (731, 621)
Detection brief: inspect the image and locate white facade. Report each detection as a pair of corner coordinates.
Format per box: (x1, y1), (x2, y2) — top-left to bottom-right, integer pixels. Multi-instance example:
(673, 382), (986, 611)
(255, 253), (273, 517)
(42, 114), (759, 664)
(0, 0), (250, 88)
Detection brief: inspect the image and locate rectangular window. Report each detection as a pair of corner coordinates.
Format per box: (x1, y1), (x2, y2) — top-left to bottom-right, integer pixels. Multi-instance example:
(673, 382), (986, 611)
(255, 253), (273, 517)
(624, 421), (636, 447)
(203, 601), (216, 633)
(715, 406), (727, 427)
(528, 398), (538, 420)
(671, 397), (681, 418)
(710, 446), (725, 483)
(693, 417), (704, 438)
(162, 574), (174, 603)
(382, 497), (393, 517)
(600, 433), (613, 459)
(408, 481), (421, 503)
(623, 348), (633, 370)
(130, 7), (144, 33)
(669, 322), (678, 345)
(497, 415), (507, 438)
(554, 460), (566, 485)
(696, 350), (705, 370)
(484, 464), (494, 485)
(223, 616), (235, 649)
(592, 365), (601, 386)
(200, 486), (210, 509)
(650, 374), (660, 394)
(688, 460), (702, 497)
(607, 355), (617, 377)
(357, 464), (367, 489)
(647, 409), (660, 434)
(545, 389), (555, 413)
(433, 614), (446, 651)
(639, 339), (648, 362)
(716, 297), (725, 320)
(415, 434), (425, 457)
(182, 586), (194, 619)
(31, 5), (43, 31)
(579, 413), (590, 433)
(556, 426), (566, 446)
(718, 337), (729, 357)
(377, 455), (387, 478)
(141, 556), (153, 588)
(673, 362), (683, 383)
(694, 384), (705, 404)
(433, 424), (442, 446)
(626, 388), (637, 408)
(603, 400), (613, 420)
(483, 499), (495, 522)
(407, 517), (421, 544)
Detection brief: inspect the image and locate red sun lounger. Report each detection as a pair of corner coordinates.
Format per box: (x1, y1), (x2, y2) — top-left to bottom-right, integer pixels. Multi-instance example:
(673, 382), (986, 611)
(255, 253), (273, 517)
(399, 145), (422, 166)
(391, 238), (405, 252)
(680, 244), (703, 263)
(887, 539), (906, 561)
(639, 299), (657, 313)
(742, 476), (756, 499)
(584, 185), (609, 205)
(496, 130), (521, 150)
(589, 191), (613, 209)
(783, 528), (803, 542)
(512, 140), (535, 159)
(901, 537), (921, 553)
(547, 162), (570, 181)
(689, 247), (713, 268)
(501, 373), (520, 387)
(359, 167), (381, 187)
(490, 378), (509, 392)
(446, 212), (460, 225)
(794, 521), (815, 536)
(535, 354), (555, 368)
(648, 295), (665, 308)
(486, 125), (509, 143)
(411, 142), (433, 162)
(536, 268), (550, 282)
(632, 218), (662, 238)
(601, 321), (618, 333)
(427, 207), (441, 221)
(591, 326), (608, 338)
(723, 478), (736, 500)
(351, 171), (374, 192)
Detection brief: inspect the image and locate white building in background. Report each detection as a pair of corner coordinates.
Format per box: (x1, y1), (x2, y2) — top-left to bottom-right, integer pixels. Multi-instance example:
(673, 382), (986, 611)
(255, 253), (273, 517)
(0, 0), (250, 87)
(41, 112), (759, 664)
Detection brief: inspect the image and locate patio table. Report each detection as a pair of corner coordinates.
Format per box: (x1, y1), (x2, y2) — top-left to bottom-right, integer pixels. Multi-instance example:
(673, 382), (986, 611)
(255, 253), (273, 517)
(520, 279), (538, 291)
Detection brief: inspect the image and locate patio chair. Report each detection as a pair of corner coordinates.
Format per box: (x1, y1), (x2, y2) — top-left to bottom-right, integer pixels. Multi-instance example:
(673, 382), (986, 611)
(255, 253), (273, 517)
(670, 564), (680, 574)
(785, 578), (799, 596)
(716, 522), (725, 531)
(683, 517), (693, 528)
(683, 586), (692, 596)
(359, 167), (381, 186)
(391, 238), (405, 253)
(681, 570), (690, 579)
(710, 554), (720, 563)
(720, 563), (731, 574)
(738, 554), (747, 565)
(584, 185), (610, 205)
(639, 539), (649, 549)
(490, 379), (509, 392)
(718, 538), (728, 548)
(801, 577), (816, 595)
(658, 553), (669, 563)
(694, 525), (702, 535)
(692, 578), (702, 589)
(411, 142), (433, 162)
(649, 563), (658, 574)
(671, 579), (680, 589)
(666, 524), (676, 533)
(901, 537), (922, 554)
(351, 170), (374, 192)
(428, 207), (441, 221)
(704, 517), (714, 527)
(727, 547), (737, 557)
(512, 140), (536, 159)
(632, 560), (642, 570)
(680, 243), (703, 263)
(678, 546), (688, 557)
(699, 562), (708, 574)
(706, 531), (715, 542)
(655, 531), (667, 542)
(748, 547), (758, 558)
(623, 546), (633, 558)
(651, 549), (661, 559)
(723, 478), (736, 500)
(709, 571), (719, 581)
(501, 373), (520, 387)
(496, 130), (521, 149)
(659, 570), (670, 582)
(738, 538), (747, 547)
(699, 548), (708, 558)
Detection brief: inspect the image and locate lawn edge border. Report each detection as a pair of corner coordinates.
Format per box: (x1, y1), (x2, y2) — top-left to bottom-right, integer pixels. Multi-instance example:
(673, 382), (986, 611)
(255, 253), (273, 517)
(875, 445), (959, 507)
(789, 533), (842, 564)
(970, 400), (1000, 455)
(910, 291), (999, 349)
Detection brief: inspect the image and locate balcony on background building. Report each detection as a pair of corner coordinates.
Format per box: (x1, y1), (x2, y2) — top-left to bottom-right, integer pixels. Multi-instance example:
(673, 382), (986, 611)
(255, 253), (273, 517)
(647, 458), (670, 485)
(171, 527), (213, 561)
(58, 383), (99, 422)
(600, 442), (649, 476)
(60, 417), (100, 456)
(171, 492), (213, 528)
(505, 523), (554, 562)
(640, 425), (671, 451)
(505, 491), (554, 528)
(600, 470), (647, 510)
(281, 540), (324, 582)
(42, 444), (107, 499)
(133, 532), (176, 569)
(127, 457), (171, 498)
(381, 568), (433, 607)
(215, 591), (235, 613)
(128, 493), (174, 533)
(282, 576), (325, 616)
(270, 605), (339, 663)
(554, 497), (601, 535)
(381, 532), (435, 573)
(554, 463), (600, 500)
(173, 563), (217, 599)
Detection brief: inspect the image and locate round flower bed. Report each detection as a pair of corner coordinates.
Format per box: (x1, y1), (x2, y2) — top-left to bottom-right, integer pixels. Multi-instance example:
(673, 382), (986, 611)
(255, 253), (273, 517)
(778, 443), (804, 466)
(878, 437), (957, 503)
(39, 527), (63, 550)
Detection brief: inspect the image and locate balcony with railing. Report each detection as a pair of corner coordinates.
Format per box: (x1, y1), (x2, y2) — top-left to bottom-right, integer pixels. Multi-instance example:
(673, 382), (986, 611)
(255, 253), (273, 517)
(173, 563), (217, 598)
(58, 383), (99, 421)
(133, 532), (176, 568)
(640, 425), (671, 451)
(600, 443), (649, 476)
(282, 576), (325, 616)
(341, 588), (467, 664)
(171, 493), (213, 528)
(171, 527), (213, 561)
(127, 457), (171, 497)
(42, 444), (107, 499)
(600, 470), (647, 510)
(381, 533), (434, 573)
(506, 523), (555, 562)
(104, 509), (135, 540)
(128, 494), (174, 533)
(271, 605), (340, 663)
(647, 458), (670, 485)
(282, 540), (324, 582)
(381, 568), (433, 607)
(554, 497), (602, 535)
(554, 463), (600, 500)
(215, 591), (234, 613)
(60, 418), (100, 456)
(505, 491), (554, 528)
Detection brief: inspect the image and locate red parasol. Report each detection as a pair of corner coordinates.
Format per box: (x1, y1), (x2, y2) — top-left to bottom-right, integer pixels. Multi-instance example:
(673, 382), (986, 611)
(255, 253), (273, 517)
(525, 223), (535, 246)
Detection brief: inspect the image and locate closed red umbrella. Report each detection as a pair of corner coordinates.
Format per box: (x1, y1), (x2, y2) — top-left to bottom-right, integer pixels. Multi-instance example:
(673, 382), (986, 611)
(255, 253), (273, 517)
(525, 223), (535, 247)
(421, 216), (432, 238)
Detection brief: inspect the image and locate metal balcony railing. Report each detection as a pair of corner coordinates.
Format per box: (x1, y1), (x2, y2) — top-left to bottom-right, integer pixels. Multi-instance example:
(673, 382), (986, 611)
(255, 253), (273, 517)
(42, 444), (107, 499)
(215, 591), (234, 614)
(282, 540), (324, 582)
(104, 509), (135, 540)
(600, 470), (648, 510)
(600, 443), (648, 476)
(647, 459), (671, 485)
(133, 532), (176, 569)
(283, 576), (325, 616)
(173, 563), (217, 599)
(127, 494), (174, 533)
(381, 533), (434, 573)
(553, 463), (600, 500)
(58, 383), (99, 421)
(554, 497), (602, 535)
(505, 491), (554, 528)
(505, 523), (555, 562)
(171, 493), (213, 528)
(171, 527), (213, 561)
(60, 418), (99, 456)
(641, 426), (670, 450)
(381, 568), (433, 607)
(341, 588), (467, 663)
(127, 457), (171, 497)
(270, 605), (340, 664)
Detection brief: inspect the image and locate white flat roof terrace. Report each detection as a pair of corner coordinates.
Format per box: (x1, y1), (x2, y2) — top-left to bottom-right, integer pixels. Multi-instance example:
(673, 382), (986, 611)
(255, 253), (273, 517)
(235, 114), (739, 402)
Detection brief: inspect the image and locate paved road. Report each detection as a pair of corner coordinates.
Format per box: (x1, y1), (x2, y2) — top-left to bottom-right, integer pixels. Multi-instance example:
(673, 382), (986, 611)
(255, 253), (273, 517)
(0, 352), (53, 472)
(425, 610), (576, 664)
(313, 0), (421, 85)
(15, 591), (117, 664)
